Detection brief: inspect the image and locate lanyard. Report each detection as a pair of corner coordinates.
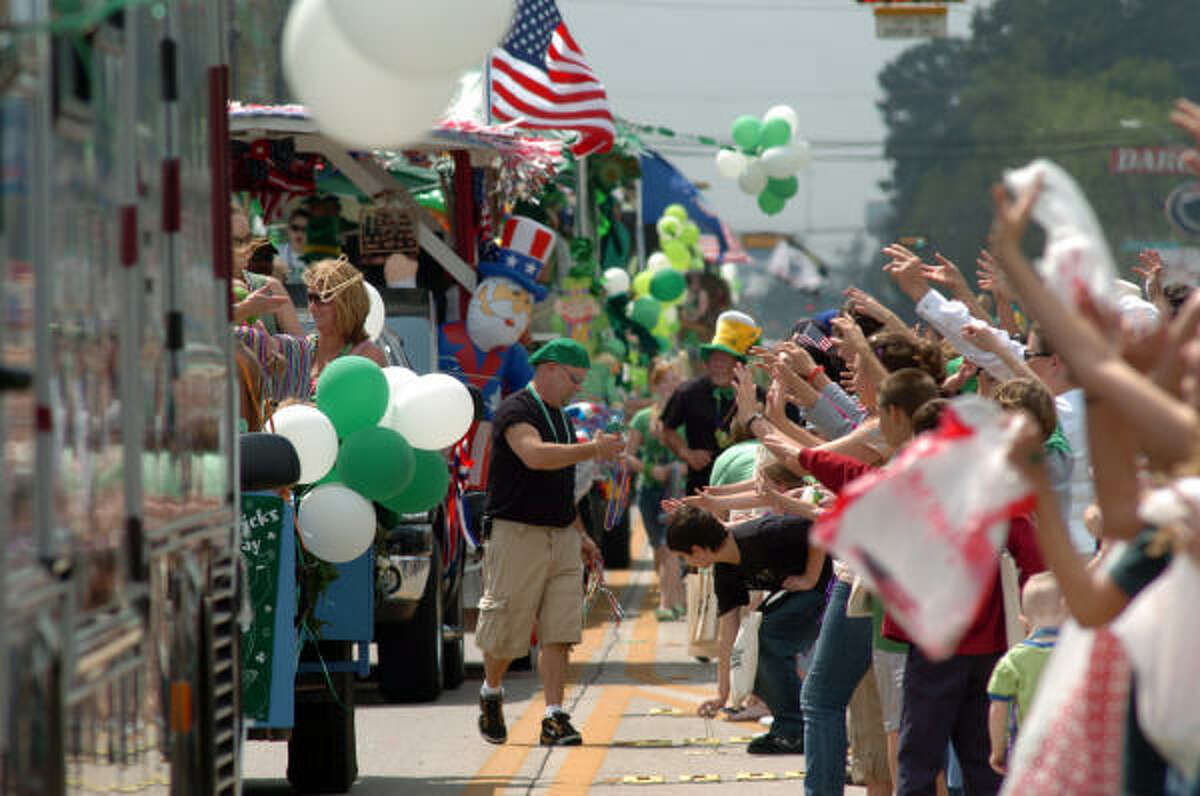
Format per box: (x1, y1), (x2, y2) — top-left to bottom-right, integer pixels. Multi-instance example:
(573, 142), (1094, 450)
(527, 384), (567, 444)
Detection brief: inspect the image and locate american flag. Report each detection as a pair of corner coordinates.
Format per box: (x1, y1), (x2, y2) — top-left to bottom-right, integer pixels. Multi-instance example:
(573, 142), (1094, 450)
(796, 322), (834, 352)
(487, 0), (615, 156)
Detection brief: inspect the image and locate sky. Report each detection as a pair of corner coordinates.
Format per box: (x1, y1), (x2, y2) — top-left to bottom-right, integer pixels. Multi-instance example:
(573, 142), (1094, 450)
(558, 0), (981, 260)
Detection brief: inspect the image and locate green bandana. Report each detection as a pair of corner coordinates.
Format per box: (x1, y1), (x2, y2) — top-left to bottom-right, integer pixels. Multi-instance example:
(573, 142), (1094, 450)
(529, 337), (591, 369)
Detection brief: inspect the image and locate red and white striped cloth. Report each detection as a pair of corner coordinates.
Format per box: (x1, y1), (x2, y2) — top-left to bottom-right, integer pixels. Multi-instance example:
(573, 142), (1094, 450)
(487, 0), (615, 156)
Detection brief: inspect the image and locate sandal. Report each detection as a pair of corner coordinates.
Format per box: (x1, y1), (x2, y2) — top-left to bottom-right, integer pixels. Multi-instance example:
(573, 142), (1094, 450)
(654, 607), (676, 621)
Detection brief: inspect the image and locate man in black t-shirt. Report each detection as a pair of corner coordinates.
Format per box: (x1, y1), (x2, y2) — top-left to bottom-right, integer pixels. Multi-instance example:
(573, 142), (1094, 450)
(661, 311), (763, 494)
(476, 338), (625, 748)
(666, 505), (831, 755)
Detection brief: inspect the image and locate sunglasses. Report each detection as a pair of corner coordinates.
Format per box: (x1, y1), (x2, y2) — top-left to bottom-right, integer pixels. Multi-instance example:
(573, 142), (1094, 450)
(561, 366), (585, 386)
(1023, 350), (1051, 361)
(289, 223), (308, 233)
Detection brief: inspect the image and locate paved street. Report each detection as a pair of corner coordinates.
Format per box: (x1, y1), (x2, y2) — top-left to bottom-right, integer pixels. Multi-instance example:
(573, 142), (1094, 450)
(243, 516), (869, 794)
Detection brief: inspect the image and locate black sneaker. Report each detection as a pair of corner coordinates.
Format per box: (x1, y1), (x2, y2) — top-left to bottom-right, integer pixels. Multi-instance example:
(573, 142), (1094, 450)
(746, 732), (804, 755)
(539, 711), (582, 746)
(479, 692), (506, 744)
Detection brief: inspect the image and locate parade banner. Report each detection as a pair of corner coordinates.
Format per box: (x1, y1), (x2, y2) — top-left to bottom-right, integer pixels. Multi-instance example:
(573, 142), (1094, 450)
(240, 492), (289, 721)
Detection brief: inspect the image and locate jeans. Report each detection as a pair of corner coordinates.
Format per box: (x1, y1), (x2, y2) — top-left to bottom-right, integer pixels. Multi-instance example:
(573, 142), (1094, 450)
(801, 580), (874, 795)
(897, 647), (1003, 796)
(636, 483), (667, 548)
(754, 587), (827, 740)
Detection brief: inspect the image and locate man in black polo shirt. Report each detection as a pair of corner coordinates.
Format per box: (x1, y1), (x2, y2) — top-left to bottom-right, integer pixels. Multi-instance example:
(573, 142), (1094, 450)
(666, 505), (831, 754)
(475, 338), (625, 748)
(661, 310), (762, 494)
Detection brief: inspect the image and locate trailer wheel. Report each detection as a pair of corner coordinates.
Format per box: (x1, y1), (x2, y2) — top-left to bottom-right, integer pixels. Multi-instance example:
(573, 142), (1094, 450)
(376, 544), (443, 702)
(287, 641), (357, 794)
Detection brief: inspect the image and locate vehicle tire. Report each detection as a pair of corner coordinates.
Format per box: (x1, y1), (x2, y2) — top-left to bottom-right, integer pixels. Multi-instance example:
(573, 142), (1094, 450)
(441, 548), (466, 690)
(376, 544), (443, 703)
(287, 641), (357, 794)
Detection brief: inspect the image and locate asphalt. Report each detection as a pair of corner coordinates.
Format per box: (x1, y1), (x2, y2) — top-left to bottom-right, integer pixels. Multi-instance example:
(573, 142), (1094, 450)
(242, 512), (871, 794)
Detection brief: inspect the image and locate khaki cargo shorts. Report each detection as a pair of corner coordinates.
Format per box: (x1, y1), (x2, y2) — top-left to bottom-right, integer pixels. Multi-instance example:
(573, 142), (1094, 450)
(475, 519), (584, 660)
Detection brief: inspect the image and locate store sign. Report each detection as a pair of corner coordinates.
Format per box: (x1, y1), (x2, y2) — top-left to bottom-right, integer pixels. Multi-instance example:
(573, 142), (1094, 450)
(1109, 147), (1191, 175)
(874, 6), (947, 38)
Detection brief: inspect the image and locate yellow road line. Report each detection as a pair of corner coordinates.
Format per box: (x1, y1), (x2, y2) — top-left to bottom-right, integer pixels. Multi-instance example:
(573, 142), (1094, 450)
(465, 516), (652, 794)
(551, 535), (658, 792)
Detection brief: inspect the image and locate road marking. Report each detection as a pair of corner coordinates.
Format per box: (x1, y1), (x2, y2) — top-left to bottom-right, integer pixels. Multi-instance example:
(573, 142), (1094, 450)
(466, 519), (652, 793)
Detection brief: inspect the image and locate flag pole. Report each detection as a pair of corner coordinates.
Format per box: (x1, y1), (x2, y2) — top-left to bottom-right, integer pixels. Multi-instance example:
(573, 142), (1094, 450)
(576, 154), (590, 242)
(634, 175), (646, 273)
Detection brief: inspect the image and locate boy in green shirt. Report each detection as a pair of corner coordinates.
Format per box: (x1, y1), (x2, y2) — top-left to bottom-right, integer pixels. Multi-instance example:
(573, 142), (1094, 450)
(986, 572), (1068, 774)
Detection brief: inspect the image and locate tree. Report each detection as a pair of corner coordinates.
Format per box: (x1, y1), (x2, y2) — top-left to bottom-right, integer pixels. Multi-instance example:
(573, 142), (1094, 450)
(878, 0), (1200, 282)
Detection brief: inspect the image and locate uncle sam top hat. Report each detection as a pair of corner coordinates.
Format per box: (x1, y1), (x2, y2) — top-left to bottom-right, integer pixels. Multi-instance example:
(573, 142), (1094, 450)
(478, 216), (557, 301)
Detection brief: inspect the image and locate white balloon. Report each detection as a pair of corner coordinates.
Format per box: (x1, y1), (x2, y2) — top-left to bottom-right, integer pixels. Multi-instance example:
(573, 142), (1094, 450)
(764, 104), (800, 136)
(363, 281), (385, 341)
(269, 404), (338, 484)
(603, 267), (631, 296)
(379, 365), (419, 430)
(720, 263), (739, 284)
(789, 140), (812, 172)
(737, 159), (767, 195)
(283, 0), (457, 149)
(646, 252), (672, 272)
(761, 146), (797, 179)
(326, 0), (514, 77)
(715, 149), (747, 180)
(297, 483), (376, 563)
(390, 373), (475, 450)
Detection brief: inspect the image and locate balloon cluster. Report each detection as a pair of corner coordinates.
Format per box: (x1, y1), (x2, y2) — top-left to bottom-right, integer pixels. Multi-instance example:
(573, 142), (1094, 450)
(282, 0), (515, 149)
(715, 105), (810, 217)
(270, 357), (474, 563)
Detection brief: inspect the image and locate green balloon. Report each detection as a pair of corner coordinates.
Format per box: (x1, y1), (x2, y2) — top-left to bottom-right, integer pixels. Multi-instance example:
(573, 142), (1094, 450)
(632, 269), (653, 297)
(662, 239), (690, 269)
(656, 216), (682, 240)
(654, 334), (673, 353)
(767, 176), (799, 199)
(731, 115), (763, 152)
(336, 426), (414, 502)
(383, 449), (449, 514)
(630, 296), (662, 330)
(680, 221), (700, 246)
(316, 355), (390, 438)
(601, 335), (627, 359)
(650, 268), (686, 303)
(760, 118), (792, 149)
(663, 204), (689, 222)
(758, 190), (786, 216)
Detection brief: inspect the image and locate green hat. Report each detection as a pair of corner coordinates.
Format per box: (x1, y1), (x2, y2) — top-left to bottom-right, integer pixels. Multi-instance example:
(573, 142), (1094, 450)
(529, 337), (591, 370)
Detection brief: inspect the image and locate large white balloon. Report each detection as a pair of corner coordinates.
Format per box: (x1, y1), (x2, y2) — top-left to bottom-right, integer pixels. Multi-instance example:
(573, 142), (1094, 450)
(761, 146), (797, 179)
(764, 104), (800, 136)
(603, 267), (630, 296)
(390, 373), (475, 450)
(737, 159), (767, 195)
(363, 281), (385, 341)
(326, 0), (514, 77)
(715, 149), (747, 180)
(269, 404), (338, 484)
(380, 365), (419, 429)
(283, 0), (456, 149)
(297, 483), (376, 563)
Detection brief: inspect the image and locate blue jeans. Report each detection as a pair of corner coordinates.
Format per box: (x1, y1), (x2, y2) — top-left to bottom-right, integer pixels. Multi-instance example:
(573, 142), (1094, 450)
(637, 483), (667, 548)
(754, 587), (827, 741)
(801, 580), (873, 795)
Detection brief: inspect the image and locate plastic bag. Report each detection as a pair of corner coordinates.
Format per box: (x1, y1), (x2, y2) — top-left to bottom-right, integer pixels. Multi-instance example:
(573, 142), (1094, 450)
(1004, 159), (1117, 309)
(811, 396), (1034, 659)
(729, 610), (762, 707)
(1002, 623), (1130, 795)
(1111, 555), (1200, 781)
